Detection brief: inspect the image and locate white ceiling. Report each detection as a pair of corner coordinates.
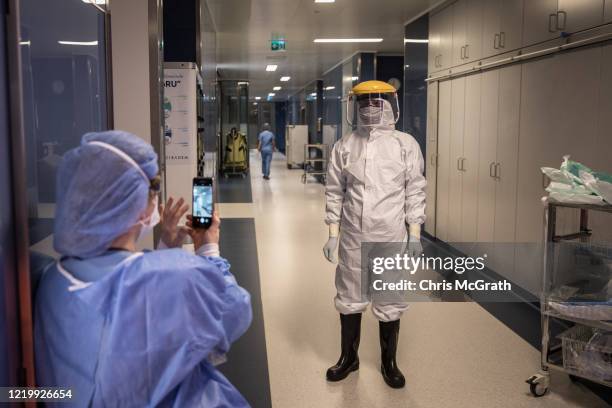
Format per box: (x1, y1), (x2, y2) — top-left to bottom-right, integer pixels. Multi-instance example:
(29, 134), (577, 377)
(205, 0), (439, 99)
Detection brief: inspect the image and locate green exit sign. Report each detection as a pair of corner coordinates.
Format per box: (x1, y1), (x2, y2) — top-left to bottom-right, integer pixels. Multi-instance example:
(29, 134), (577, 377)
(271, 39), (286, 52)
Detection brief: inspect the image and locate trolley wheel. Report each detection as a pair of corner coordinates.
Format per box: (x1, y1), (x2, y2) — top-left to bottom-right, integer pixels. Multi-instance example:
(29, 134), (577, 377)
(526, 374), (549, 398)
(529, 382), (548, 397)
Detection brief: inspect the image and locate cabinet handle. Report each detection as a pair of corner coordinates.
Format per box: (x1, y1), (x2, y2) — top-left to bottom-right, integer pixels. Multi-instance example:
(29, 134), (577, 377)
(548, 13), (558, 33)
(460, 46), (465, 60)
(494, 33), (500, 49)
(495, 163), (501, 179)
(461, 158), (467, 171)
(499, 32), (506, 48)
(457, 158), (462, 171)
(489, 162), (496, 178)
(465, 44), (469, 59)
(438, 54), (443, 67)
(557, 10), (567, 31)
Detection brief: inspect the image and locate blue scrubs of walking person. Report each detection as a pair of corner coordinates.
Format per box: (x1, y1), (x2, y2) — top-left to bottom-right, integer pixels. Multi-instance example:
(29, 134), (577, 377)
(257, 123), (275, 180)
(34, 130), (253, 407)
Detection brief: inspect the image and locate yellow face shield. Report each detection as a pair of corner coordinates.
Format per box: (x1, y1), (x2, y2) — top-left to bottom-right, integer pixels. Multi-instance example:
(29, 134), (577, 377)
(346, 80), (400, 127)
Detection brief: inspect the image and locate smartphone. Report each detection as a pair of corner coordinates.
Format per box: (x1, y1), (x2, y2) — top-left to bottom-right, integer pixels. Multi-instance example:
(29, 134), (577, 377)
(192, 177), (214, 229)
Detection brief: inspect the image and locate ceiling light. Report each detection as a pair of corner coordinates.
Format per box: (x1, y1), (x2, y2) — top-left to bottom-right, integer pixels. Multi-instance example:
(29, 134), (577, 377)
(253, 102), (258, 105)
(314, 38), (383, 43)
(82, 0), (106, 4)
(325, 86), (335, 90)
(273, 86), (282, 91)
(19, 41), (31, 46)
(58, 40), (99, 46)
(255, 96), (262, 100)
(266, 65), (278, 72)
(351, 76), (359, 81)
(404, 39), (429, 43)
(268, 92), (276, 97)
(310, 92), (317, 97)
(238, 81), (249, 86)
(405, 65), (410, 69)
(315, 0), (335, 3)
(280, 76), (291, 82)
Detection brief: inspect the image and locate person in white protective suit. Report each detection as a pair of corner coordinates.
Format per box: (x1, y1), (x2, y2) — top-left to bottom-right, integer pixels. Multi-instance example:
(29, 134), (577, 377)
(323, 80), (426, 388)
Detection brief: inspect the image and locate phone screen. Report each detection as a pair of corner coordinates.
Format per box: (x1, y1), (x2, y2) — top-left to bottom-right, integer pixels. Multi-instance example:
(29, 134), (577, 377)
(193, 179), (213, 227)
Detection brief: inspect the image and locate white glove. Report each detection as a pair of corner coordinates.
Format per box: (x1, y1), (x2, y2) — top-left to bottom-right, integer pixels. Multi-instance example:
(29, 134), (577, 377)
(406, 224), (423, 258)
(323, 237), (339, 263)
(323, 224), (340, 263)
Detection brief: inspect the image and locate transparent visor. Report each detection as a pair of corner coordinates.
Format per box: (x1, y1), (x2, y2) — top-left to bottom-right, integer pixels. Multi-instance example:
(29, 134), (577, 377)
(346, 92), (400, 127)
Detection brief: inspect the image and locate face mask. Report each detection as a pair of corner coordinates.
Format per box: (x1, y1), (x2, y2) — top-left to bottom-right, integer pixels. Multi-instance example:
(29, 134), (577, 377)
(136, 195), (160, 242)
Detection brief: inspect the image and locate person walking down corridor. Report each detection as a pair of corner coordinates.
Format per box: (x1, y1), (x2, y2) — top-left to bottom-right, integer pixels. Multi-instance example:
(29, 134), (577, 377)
(258, 123), (275, 180)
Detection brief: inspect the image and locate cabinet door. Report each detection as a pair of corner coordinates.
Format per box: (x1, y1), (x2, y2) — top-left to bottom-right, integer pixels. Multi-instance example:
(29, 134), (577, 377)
(557, 0), (604, 33)
(465, 0), (484, 62)
(425, 82), (439, 235)
(460, 74), (481, 245)
(549, 47), (601, 236)
(436, 80), (453, 241)
(448, 77), (466, 243)
(482, 0), (502, 58)
(452, 0), (468, 67)
(523, 0), (559, 46)
(515, 56), (555, 295)
(493, 65), (521, 278)
(606, 0), (612, 22)
(499, 0), (525, 52)
(476, 70), (499, 243)
(439, 5), (455, 70)
(429, 10), (442, 73)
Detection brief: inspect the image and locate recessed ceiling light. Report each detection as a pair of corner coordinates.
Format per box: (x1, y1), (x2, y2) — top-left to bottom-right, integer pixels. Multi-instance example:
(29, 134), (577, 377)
(82, 0), (106, 4)
(280, 76), (291, 82)
(351, 76), (359, 81)
(255, 96), (262, 100)
(58, 40), (99, 46)
(273, 86), (282, 91)
(310, 92), (317, 97)
(315, 0), (335, 3)
(268, 92), (276, 96)
(404, 39), (429, 43)
(19, 41), (31, 46)
(314, 38), (383, 43)
(266, 65), (278, 72)
(405, 65), (410, 69)
(237, 81), (249, 86)
(325, 86), (335, 90)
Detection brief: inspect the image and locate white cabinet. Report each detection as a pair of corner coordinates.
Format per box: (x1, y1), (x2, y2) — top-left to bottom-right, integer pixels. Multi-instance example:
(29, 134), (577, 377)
(435, 80), (452, 241)
(523, 0), (605, 46)
(429, 5), (454, 72)
(452, 0), (483, 65)
(557, 0), (604, 34)
(606, 0), (612, 22)
(460, 74), (481, 244)
(448, 77), (465, 243)
(428, 10), (442, 73)
(483, 0), (524, 58)
(425, 82), (439, 236)
(523, 0), (559, 46)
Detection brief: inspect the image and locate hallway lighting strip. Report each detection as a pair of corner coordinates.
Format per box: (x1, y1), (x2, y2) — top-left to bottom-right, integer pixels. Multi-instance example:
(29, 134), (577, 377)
(314, 38), (383, 43)
(404, 38), (429, 43)
(58, 40), (99, 46)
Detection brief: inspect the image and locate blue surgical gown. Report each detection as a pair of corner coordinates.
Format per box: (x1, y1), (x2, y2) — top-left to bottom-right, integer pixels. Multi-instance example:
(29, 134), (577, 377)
(34, 248), (253, 407)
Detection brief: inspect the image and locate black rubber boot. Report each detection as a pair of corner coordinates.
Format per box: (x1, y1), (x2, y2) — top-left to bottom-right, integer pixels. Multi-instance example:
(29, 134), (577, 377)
(379, 319), (405, 388)
(326, 313), (362, 381)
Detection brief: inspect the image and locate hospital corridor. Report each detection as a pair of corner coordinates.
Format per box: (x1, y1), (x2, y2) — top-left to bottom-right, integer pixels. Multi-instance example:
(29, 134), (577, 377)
(2, 0), (612, 407)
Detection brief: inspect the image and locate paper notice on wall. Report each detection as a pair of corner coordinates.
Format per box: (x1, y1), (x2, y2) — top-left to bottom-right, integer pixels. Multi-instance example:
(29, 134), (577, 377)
(163, 68), (197, 164)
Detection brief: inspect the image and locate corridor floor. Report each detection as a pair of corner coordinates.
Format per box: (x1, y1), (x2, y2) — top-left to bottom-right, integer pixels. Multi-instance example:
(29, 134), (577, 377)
(218, 150), (607, 408)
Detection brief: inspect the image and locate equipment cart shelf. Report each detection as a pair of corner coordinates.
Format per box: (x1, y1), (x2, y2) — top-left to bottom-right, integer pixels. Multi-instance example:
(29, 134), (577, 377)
(526, 199), (612, 397)
(301, 144), (330, 184)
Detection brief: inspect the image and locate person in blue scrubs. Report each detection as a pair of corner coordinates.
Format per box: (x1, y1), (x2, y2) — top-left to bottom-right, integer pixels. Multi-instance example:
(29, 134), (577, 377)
(257, 123), (275, 180)
(35, 131), (253, 407)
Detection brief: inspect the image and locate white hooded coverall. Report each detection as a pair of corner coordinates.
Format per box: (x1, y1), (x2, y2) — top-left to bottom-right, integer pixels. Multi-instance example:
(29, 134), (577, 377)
(325, 101), (426, 322)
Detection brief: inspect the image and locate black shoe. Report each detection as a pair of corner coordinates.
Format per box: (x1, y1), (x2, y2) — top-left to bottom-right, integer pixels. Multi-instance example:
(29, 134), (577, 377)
(379, 320), (405, 388)
(326, 313), (361, 382)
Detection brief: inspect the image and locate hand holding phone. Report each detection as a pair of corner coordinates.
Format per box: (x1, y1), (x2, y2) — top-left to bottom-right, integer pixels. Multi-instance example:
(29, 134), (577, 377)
(192, 177), (214, 229)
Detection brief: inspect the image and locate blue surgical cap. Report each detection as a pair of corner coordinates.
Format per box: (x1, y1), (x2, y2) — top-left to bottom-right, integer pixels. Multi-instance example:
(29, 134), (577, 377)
(54, 131), (159, 258)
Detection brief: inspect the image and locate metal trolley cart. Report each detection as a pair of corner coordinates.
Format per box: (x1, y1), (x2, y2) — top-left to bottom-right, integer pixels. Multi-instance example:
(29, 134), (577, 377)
(526, 198), (612, 397)
(301, 144), (329, 184)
